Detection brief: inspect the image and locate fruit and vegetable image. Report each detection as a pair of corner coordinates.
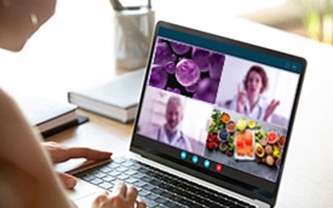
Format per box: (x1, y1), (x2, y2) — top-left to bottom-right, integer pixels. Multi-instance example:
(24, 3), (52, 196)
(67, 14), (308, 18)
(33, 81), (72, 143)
(206, 109), (286, 168)
(254, 130), (284, 168)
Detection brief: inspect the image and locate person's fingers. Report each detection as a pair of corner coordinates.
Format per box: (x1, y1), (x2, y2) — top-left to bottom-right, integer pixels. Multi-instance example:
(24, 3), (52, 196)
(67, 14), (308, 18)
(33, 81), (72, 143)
(126, 186), (138, 205)
(56, 172), (77, 189)
(136, 198), (147, 208)
(269, 99), (280, 112)
(92, 192), (109, 207)
(112, 182), (127, 197)
(238, 83), (247, 94)
(66, 147), (112, 160)
(264, 99), (280, 121)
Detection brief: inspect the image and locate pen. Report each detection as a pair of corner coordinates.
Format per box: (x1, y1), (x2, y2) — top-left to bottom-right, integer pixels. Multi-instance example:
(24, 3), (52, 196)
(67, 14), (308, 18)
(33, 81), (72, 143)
(110, 0), (152, 11)
(109, 0), (124, 11)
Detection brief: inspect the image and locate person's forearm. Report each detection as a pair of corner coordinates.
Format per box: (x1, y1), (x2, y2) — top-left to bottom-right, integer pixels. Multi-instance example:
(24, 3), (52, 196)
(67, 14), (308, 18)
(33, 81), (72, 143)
(0, 90), (72, 208)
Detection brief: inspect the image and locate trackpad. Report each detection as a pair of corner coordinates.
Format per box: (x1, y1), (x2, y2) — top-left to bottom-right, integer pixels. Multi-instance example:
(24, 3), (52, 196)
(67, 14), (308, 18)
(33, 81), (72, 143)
(66, 179), (105, 208)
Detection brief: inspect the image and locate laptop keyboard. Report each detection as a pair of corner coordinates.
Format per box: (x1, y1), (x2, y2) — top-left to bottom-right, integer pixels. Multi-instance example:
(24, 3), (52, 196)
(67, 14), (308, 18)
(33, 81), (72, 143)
(74, 157), (256, 208)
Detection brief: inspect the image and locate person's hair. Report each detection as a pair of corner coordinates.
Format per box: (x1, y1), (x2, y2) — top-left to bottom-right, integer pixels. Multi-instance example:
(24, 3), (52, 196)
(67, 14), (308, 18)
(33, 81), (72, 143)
(166, 96), (183, 110)
(243, 65), (268, 93)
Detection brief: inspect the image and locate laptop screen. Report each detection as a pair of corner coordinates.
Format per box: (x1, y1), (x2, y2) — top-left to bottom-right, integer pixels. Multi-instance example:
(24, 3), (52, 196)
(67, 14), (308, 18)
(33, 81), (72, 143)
(131, 21), (306, 206)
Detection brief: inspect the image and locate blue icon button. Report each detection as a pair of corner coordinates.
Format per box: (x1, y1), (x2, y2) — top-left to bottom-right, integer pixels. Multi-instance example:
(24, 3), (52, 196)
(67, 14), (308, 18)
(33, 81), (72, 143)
(203, 159), (210, 168)
(192, 155), (199, 164)
(180, 151), (187, 159)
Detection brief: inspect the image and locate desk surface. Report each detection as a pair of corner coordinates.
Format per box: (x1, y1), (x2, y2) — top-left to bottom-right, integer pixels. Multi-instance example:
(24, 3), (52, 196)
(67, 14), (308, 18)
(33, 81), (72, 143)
(1, 0), (333, 207)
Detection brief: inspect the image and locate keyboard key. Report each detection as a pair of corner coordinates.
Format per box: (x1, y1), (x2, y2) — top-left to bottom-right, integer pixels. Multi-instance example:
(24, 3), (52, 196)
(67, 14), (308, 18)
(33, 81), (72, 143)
(151, 187), (163, 195)
(146, 193), (158, 201)
(141, 175), (153, 183)
(142, 184), (155, 191)
(100, 166), (112, 173)
(150, 179), (162, 186)
(139, 190), (150, 197)
(109, 171), (121, 177)
(117, 174), (129, 180)
(90, 178), (103, 185)
(82, 174), (94, 181)
(94, 172), (106, 178)
(155, 196), (168, 204)
(133, 172), (145, 179)
(99, 182), (112, 190)
(107, 162), (120, 169)
(134, 181), (146, 188)
(164, 200), (179, 208)
(125, 177), (137, 184)
(122, 161), (135, 167)
(124, 169), (137, 175)
(102, 175), (115, 182)
(160, 191), (173, 198)
(141, 198), (158, 208)
(113, 157), (126, 164)
(116, 166), (128, 172)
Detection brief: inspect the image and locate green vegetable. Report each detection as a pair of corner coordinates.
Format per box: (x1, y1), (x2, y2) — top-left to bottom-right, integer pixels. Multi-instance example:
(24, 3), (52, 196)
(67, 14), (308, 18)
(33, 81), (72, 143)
(228, 142), (235, 151)
(209, 109), (225, 133)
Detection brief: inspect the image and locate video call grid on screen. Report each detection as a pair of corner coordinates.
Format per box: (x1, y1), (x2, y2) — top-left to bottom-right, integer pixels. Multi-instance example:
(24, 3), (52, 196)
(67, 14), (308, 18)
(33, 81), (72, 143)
(137, 27), (302, 184)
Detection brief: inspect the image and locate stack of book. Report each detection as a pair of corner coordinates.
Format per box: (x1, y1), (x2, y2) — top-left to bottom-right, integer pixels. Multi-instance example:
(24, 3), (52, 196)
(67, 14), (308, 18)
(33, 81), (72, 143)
(68, 69), (145, 123)
(13, 94), (88, 138)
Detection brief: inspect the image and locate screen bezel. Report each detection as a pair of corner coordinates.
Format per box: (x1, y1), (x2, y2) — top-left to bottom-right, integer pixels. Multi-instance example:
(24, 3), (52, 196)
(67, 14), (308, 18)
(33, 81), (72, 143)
(130, 21), (307, 206)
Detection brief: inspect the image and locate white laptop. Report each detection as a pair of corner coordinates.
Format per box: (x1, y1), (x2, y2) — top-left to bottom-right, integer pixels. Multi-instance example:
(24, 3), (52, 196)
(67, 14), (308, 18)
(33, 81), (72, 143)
(68, 21), (307, 208)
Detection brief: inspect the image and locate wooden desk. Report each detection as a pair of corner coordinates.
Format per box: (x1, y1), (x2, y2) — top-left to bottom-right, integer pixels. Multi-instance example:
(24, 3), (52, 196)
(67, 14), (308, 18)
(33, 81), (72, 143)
(1, 0), (333, 207)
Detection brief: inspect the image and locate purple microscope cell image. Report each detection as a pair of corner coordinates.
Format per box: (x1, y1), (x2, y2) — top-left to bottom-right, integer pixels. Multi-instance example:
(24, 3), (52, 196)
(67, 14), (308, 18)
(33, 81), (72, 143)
(153, 41), (176, 66)
(166, 87), (181, 94)
(192, 48), (211, 72)
(170, 42), (191, 55)
(209, 53), (225, 80)
(175, 59), (201, 87)
(185, 79), (200, 93)
(165, 61), (176, 74)
(148, 38), (226, 105)
(193, 78), (219, 103)
(149, 64), (168, 89)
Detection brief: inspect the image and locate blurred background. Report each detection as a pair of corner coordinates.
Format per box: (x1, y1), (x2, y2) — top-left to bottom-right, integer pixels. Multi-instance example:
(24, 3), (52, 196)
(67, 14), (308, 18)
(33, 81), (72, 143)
(1, 0), (331, 103)
(237, 0), (333, 45)
(153, 0), (333, 45)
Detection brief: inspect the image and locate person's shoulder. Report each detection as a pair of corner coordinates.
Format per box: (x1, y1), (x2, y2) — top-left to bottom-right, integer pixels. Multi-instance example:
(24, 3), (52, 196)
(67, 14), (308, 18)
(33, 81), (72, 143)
(0, 88), (8, 98)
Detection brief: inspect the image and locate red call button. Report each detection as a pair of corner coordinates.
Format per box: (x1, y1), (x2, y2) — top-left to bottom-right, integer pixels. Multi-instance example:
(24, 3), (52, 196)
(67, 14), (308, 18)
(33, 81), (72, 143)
(216, 164), (222, 172)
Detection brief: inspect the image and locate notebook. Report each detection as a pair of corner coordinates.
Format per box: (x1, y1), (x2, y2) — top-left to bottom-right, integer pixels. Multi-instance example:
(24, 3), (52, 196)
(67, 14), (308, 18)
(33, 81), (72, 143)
(68, 21), (306, 208)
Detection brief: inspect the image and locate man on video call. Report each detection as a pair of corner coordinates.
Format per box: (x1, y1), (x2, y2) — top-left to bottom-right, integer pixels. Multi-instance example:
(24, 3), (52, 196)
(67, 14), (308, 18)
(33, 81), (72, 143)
(151, 96), (192, 152)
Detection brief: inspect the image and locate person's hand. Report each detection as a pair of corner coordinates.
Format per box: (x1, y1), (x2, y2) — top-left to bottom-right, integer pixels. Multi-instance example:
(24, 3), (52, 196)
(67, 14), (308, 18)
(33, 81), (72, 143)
(43, 141), (112, 189)
(236, 84), (247, 113)
(92, 183), (146, 208)
(263, 99), (280, 122)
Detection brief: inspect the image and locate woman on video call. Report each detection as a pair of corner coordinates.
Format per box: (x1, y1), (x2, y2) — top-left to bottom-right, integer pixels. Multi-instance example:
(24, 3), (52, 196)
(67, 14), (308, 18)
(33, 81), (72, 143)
(229, 65), (280, 122)
(0, 0), (145, 207)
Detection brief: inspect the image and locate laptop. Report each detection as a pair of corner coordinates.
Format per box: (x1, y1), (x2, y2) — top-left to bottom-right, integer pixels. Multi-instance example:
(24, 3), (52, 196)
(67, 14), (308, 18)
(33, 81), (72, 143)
(68, 21), (306, 208)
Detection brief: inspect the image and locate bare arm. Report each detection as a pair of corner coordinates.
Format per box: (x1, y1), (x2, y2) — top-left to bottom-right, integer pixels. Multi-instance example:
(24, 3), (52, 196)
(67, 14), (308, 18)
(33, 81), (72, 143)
(0, 89), (73, 208)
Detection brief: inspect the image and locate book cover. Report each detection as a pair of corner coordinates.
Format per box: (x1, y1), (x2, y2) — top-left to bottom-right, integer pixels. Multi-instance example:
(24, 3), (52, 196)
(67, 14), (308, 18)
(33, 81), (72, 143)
(12, 93), (87, 138)
(68, 69), (145, 123)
